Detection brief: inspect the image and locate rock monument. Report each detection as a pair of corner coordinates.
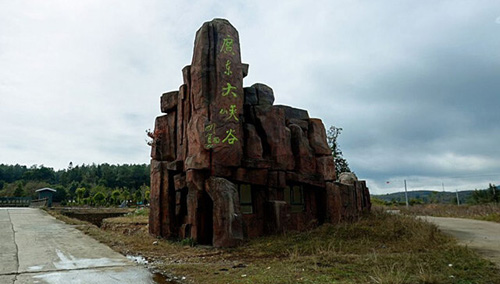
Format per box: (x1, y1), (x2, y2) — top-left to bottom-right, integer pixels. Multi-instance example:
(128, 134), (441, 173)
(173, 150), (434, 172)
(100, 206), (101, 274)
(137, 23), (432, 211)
(149, 19), (371, 247)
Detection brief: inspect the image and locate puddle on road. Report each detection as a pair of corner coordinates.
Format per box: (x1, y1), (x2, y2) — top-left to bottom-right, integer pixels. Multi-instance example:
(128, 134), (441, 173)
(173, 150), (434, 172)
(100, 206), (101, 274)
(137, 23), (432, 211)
(127, 255), (181, 284)
(153, 272), (182, 284)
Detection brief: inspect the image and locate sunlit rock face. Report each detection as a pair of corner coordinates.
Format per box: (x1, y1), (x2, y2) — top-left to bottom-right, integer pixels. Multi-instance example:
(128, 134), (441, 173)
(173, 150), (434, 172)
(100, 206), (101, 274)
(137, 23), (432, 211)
(149, 19), (371, 247)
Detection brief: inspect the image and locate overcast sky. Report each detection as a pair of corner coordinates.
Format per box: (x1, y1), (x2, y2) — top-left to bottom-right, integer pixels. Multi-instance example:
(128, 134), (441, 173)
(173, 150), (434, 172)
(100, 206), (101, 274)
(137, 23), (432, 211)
(1, 1), (499, 194)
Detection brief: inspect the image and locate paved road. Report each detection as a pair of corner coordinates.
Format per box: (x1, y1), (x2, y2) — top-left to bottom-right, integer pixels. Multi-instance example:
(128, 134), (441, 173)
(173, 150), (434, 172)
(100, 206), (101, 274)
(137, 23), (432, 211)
(0, 208), (155, 284)
(421, 216), (500, 266)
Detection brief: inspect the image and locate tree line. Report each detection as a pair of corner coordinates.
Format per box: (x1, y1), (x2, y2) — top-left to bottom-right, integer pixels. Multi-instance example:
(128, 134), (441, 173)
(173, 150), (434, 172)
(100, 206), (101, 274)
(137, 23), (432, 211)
(372, 184), (500, 206)
(0, 163), (150, 206)
(469, 183), (500, 204)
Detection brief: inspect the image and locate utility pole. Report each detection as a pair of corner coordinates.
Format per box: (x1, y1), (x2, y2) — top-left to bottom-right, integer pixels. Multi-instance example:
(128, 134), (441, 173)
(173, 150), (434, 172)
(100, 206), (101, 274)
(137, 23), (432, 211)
(456, 189), (460, 205)
(404, 179), (409, 208)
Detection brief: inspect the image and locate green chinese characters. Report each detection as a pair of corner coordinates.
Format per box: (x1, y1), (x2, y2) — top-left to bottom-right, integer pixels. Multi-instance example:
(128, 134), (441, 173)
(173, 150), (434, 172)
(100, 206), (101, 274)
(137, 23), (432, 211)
(222, 129), (238, 145)
(204, 122), (239, 148)
(219, 104), (239, 122)
(204, 123), (220, 149)
(221, 82), (237, 98)
(205, 33), (241, 149)
(224, 60), (232, 76)
(220, 35), (235, 55)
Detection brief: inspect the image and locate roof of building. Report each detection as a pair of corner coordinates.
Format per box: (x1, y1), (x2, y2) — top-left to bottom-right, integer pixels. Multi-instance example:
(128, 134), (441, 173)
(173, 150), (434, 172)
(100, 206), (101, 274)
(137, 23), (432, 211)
(35, 187), (57, 193)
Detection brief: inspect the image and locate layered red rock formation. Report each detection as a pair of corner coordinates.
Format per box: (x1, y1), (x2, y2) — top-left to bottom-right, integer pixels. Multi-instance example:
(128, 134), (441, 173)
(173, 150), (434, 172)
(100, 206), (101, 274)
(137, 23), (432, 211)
(149, 19), (371, 247)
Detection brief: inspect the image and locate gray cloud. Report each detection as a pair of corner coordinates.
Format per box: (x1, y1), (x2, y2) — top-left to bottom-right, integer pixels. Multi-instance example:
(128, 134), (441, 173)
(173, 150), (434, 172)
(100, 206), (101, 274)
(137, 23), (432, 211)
(1, 0), (499, 194)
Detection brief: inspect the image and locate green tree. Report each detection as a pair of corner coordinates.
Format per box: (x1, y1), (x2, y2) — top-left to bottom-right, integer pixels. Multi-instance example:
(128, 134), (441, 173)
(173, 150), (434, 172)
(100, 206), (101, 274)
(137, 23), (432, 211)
(82, 197), (90, 205)
(134, 190), (142, 204)
(22, 165), (55, 183)
(13, 183), (24, 197)
(429, 191), (439, 204)
(67, 181), (79, 200)
(120, 189), (130, 203)
(326, 126), (351, 178)
(93, 192), (106, 206)
(23, 181), (50, 199)
(75, 187), (86, 204)
(52, 185), (68, 202)
(139, 185), (149, 204)
(491, 183), (500, 203)
(0, 163), (151, 206)
(469, 184), (500, 204)
(409, 198), (423, 206)
(111, 190), (121, 205)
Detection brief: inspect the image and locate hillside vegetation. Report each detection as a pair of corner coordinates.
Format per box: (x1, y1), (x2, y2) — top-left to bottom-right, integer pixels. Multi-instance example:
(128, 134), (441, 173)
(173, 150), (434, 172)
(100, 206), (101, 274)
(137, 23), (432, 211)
(396, 204), (500, 223)
(373, 184), (500, 223)
(373, 184), (500, 206)
(0, 163), (150, 206)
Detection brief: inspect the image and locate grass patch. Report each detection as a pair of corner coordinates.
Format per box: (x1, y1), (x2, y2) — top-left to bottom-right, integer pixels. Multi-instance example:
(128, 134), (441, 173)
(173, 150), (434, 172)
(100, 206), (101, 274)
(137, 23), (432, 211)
(475, 212), (500, 223)
(125, 207), (149, 217)
(395, 203), (500, 223)
(47, 208), (500, 284)
(103, 214), (148, 224)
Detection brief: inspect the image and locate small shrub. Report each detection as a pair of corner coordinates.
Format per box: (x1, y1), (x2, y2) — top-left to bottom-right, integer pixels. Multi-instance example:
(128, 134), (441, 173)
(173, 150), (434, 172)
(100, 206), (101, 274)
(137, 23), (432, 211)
(126, 208), (149, 217)
(180, 238), (197, 247)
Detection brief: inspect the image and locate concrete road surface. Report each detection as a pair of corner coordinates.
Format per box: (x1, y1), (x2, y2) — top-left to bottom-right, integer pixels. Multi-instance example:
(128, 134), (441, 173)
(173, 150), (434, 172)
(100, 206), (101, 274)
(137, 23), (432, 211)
(421, 216), (500, 266)
(0, 208), (155, 284)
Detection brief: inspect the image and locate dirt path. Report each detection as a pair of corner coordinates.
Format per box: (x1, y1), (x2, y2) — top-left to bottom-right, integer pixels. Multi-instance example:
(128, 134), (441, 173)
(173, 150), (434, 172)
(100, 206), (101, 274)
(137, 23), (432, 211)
(421, 216), (500, 266)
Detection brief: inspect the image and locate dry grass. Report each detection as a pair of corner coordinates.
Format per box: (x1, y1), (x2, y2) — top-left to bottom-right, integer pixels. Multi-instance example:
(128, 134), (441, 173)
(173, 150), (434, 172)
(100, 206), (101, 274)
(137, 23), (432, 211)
(47, 208), (500, 284)
(395, 203), (500, 223)
(103, 215), (148, 224)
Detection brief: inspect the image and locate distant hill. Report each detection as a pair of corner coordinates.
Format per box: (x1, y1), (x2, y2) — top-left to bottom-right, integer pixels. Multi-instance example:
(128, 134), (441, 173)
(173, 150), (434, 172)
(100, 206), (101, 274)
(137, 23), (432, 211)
(372, 190), (474, 204)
